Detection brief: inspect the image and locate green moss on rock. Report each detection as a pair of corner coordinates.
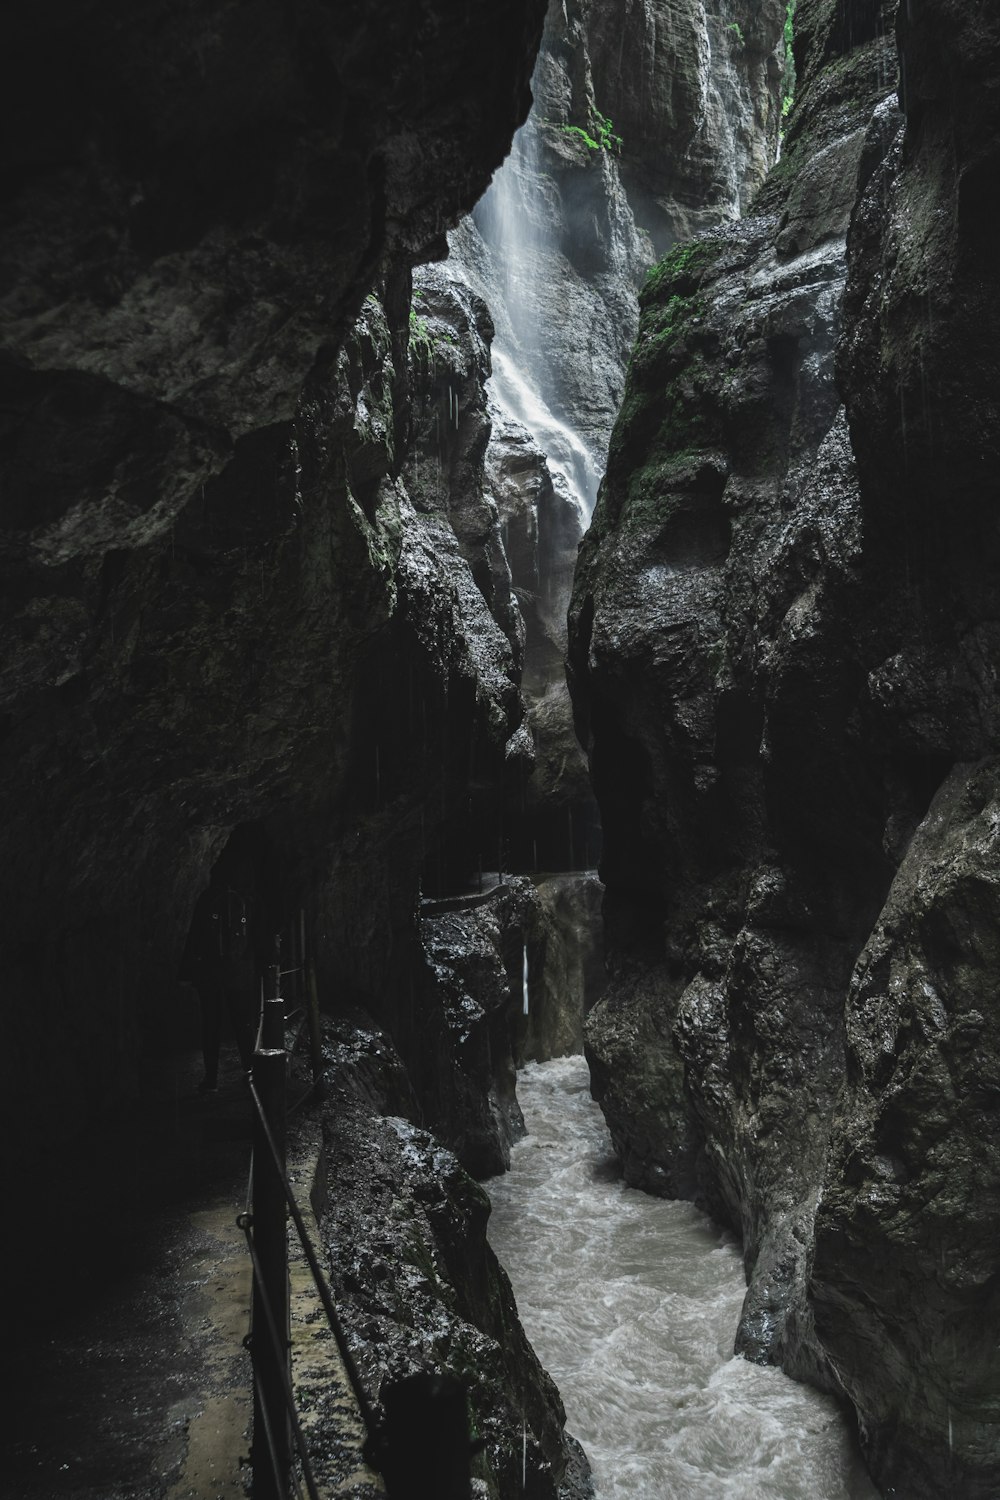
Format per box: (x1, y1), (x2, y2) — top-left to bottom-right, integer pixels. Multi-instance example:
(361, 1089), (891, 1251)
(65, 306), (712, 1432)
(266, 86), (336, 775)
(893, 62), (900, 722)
(641, 238), (723, 307)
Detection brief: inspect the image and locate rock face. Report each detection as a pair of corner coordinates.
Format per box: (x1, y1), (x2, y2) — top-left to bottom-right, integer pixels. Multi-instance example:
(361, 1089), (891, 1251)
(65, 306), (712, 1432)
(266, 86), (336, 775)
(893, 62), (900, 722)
(3, 1), (610, 1491)
(570, 0), (1000, 1492)
(317, 1015), (592, 1500)
(1, 4), (613, 1488)
(589, 0), (788, 253)
(809, 3), (1000, 1494)
(0, 0), (547, 1194)
(448, 0), (786, 876)
(417, 869), (607, 1150)
(811, 762), (1000, 1498)
(419, 878), (538, 1178)
(524, 873), (607, 1062)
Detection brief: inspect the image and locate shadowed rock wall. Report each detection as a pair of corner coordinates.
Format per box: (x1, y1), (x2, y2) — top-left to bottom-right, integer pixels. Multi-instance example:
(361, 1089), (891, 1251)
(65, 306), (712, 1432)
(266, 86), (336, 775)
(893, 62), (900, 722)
(810, 2), (1000, 1492)
(569, 0), (1000, 1492)
(0, 0), (549, 1277)
(1, 2), (608, 1491)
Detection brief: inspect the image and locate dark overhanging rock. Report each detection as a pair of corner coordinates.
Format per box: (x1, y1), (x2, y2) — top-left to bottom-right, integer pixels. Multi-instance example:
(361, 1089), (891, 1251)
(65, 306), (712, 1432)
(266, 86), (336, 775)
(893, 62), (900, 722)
(0, 0), (553, 1342)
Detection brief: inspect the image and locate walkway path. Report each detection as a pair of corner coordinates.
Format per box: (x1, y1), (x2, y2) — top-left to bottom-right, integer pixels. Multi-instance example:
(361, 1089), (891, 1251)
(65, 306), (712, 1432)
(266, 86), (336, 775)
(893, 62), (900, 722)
(5, 1036), (254, 1500)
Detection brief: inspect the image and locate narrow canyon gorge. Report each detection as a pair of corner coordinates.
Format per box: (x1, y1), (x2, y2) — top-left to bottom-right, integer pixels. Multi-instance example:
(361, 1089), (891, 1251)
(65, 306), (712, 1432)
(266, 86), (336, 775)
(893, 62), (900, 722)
(1, 1), (998, 1497)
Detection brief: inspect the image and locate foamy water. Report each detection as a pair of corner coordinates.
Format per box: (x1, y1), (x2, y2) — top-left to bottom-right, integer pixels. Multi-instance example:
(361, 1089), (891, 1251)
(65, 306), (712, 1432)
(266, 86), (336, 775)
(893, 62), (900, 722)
(486, 1057), (879, 1499)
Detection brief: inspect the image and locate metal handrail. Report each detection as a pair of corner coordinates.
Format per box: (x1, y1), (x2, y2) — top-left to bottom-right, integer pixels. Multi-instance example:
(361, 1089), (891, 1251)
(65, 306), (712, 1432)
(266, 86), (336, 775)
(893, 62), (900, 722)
(241, 1029), (481, 1500)
(238, 1190), (319, 1500)
(246, 1078), (380, 1439)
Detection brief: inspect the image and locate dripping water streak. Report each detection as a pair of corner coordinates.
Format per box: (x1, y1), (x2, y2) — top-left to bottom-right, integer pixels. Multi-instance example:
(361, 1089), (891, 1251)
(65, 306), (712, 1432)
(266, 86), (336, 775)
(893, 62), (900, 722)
(487, 1058), (879, 1500)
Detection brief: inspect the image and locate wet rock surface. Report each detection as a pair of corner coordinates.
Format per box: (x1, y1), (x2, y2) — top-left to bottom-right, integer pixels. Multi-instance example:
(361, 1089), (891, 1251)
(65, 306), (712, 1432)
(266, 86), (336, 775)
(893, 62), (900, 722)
(419, 878), (537, 1178)
(809, 1), (1000, 1491)
(589, 0), (787, 253)
(416, 868), (606, 1169)
(566, 0), (1000, 1491)
(483, 393), (600, 873)
(445, 0), (786, 875)
(0, 0), (549, 1241)
(811, 760), (1000, 1499)
(318, 1016), (593, 1500)
(6, 0), (997, 1495)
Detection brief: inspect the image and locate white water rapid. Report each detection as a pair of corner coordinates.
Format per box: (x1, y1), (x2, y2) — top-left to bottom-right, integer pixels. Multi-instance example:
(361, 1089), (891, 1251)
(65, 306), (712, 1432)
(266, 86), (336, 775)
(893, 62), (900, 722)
(487, 1058), (880, 1500)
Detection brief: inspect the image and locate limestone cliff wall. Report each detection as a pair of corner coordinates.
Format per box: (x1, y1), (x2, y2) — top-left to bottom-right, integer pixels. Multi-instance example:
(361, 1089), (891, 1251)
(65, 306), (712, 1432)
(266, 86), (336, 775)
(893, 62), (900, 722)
(448, 0), (786, 872)
(590, 0), (787, 253)
(569, 1), (1000, 1493)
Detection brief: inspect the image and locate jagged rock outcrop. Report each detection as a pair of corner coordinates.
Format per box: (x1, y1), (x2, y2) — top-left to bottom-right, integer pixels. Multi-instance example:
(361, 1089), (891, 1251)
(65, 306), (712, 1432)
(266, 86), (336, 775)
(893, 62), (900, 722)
(417, 869), (606, 1147)
(483, 402), (600, 871)
(445, 0), (786, 878)
(317, 1015), (592, 1500)
(811, 762), (1000, 1499)
(806, 3), (1000, 1494)
(567, 0), (1000, 1492)
(419, 878), (538, 1177)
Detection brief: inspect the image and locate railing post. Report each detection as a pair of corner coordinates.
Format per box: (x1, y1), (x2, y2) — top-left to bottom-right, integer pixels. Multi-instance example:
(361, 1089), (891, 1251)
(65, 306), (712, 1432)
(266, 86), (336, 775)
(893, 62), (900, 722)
(306, 963), (324, 1096)
(267, 950), (282, 1003)
(262, 995), (285, 1052)
(251, 1045), (290, 1499)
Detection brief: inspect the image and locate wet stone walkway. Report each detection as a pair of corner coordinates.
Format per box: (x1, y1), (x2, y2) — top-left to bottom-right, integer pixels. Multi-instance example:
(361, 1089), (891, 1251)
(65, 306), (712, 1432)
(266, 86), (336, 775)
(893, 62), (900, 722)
(4, 1041), (254, 1500)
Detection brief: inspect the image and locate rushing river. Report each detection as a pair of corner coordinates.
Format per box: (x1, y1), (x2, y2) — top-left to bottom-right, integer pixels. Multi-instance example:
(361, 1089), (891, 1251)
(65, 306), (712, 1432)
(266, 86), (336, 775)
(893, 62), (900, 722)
(486, 1057), (879, 1500)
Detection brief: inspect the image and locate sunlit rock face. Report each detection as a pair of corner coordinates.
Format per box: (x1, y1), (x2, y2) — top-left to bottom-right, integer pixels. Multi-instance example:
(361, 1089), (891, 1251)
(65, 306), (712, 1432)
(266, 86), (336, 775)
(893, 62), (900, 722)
(566, 0), (996, 1491)
(589, 0), (788, 254)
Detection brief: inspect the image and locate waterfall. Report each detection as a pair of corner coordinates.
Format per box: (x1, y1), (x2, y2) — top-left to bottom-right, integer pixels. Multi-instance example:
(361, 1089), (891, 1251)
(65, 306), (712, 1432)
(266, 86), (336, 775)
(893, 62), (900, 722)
(490, 348), (601, 522)
(488, 1059), (880, 1499)
(522, 942), (530, 1016)
(471, 122), (604, 522)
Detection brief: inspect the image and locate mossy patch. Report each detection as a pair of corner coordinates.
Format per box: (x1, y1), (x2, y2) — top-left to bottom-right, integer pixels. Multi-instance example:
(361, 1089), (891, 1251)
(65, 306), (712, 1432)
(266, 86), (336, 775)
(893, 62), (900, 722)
(622, 453), (712, 529)
(592, 235), (733, 546)
(641, 239), (723, 308)
(754, 19), (898, 216)
(629, 293), (709, 387)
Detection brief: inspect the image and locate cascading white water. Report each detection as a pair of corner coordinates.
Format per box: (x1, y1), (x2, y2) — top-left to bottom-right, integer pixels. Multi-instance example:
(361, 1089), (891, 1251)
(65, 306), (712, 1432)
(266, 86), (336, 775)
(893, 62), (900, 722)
(487, 1058), (880, 1500)
(490, 348), (602, 522)
(466, 105), (615, 525)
